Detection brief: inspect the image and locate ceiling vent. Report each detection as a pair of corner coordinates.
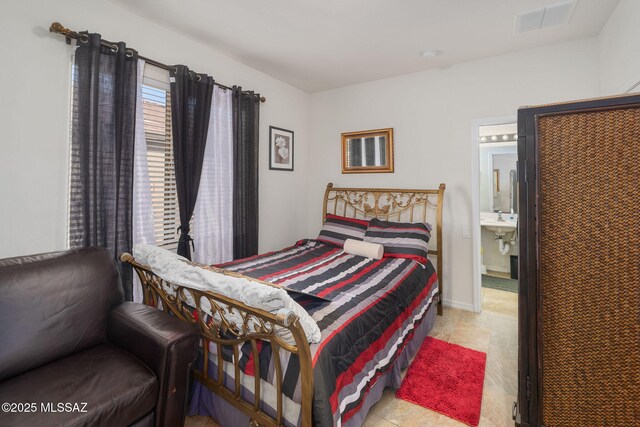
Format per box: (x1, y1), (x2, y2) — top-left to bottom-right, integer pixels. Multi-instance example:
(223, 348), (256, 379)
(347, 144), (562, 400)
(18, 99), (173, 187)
(515, 1), (576, 34)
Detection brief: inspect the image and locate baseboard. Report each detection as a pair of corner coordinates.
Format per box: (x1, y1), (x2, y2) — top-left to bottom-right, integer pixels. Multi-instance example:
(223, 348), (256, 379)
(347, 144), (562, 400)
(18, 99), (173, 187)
(484, 264), (510, 274)
(442, 299), (475, 312)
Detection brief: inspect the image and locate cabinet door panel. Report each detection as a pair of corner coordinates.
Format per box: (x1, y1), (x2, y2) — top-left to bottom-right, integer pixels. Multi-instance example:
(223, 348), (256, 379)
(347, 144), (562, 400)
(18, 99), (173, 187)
(517, 95), (640, 427)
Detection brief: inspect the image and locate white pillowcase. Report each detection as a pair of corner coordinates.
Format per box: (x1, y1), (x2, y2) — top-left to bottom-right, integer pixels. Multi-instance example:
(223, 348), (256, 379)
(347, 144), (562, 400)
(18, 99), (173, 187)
(133, 244), (321, 344)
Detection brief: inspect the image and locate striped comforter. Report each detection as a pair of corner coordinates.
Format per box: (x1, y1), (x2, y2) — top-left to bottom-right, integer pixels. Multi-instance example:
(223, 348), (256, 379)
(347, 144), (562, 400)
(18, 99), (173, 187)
(203, 239), (439, 427)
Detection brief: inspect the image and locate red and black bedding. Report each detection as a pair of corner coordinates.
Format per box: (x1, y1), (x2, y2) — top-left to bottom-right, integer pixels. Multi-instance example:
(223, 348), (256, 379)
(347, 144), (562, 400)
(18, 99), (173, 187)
(192, 238), (439, 426)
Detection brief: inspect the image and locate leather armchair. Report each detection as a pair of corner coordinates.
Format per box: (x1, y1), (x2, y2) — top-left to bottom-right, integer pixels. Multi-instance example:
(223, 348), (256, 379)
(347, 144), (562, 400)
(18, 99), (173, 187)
(0, 248), (199, 427)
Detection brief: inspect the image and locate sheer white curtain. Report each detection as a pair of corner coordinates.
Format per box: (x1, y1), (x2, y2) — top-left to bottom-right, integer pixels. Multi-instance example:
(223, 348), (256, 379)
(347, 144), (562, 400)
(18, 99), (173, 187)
(191, 86), (234, 265)
(132, 59), (156, 303)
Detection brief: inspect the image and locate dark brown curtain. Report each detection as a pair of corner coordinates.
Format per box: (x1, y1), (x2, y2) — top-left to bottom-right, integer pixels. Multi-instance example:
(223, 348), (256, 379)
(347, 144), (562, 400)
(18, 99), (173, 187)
(69, 33), (138, 300)
(170, 65), (215, 259)
(232, 86), (260, 259)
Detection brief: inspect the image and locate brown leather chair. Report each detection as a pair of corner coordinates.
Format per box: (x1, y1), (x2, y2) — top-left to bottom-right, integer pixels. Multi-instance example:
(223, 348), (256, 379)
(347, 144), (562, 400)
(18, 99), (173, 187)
(0, 248), (199, 427)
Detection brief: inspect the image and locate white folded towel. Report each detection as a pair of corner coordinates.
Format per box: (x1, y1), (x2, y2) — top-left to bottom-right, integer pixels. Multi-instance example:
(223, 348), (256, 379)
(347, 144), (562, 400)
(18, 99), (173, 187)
(343, 238), (384, 259)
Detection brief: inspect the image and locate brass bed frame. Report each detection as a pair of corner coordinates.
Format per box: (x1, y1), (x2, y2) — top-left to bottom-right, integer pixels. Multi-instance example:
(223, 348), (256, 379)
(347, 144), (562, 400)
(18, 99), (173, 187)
(122, 183), (445, 427)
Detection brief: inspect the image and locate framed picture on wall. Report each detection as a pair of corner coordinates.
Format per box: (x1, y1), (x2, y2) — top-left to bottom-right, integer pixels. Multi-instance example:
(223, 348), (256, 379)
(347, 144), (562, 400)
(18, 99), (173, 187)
(269, 126), (294, 171)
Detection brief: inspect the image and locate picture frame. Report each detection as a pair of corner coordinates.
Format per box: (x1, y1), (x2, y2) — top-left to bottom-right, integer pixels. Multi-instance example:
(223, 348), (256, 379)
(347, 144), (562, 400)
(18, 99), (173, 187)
(341, 128), (394, 174)
(269, 126), (294, 171)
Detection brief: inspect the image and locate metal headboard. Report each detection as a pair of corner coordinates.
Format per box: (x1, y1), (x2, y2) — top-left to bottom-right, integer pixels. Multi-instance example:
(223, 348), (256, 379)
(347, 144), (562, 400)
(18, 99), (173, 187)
(321, 182), (446, 314)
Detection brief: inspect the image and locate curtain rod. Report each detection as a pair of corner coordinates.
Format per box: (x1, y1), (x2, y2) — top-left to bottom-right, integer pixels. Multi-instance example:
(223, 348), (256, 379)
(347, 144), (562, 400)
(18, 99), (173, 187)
(50, 22), (266, 103)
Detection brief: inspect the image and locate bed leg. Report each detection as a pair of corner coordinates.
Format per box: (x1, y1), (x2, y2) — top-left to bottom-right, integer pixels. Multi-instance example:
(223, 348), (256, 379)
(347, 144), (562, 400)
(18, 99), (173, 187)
(437, 298), (443, 316)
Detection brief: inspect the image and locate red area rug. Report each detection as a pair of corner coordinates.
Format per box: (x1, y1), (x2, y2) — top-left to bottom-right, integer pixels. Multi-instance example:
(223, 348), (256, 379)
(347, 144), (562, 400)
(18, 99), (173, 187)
(396, 337), (487, 426)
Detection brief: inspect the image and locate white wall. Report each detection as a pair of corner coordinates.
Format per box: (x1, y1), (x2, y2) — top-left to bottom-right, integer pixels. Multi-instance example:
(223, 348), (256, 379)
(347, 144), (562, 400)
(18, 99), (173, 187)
(308, 38), (600, 310)
(598, 0), (640, 95)
(1, 0), (624, 311)
(0, 0), (310, 259)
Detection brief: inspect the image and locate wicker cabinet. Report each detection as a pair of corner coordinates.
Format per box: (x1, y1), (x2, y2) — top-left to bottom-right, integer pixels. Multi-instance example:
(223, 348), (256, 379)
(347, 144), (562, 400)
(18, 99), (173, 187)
(515, 95), (640, 427)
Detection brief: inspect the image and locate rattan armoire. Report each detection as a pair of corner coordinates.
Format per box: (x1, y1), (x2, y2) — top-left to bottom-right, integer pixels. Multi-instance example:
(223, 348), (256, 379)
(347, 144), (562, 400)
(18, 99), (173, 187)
(515, 94), (640, 427)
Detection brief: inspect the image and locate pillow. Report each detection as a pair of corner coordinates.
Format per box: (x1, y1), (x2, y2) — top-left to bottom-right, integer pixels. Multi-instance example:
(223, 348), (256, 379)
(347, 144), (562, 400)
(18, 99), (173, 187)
(364, 218), (432, 265)
(343, 238), (384, 259)
(132, 244), (321, 344)
(316, 214), (369, 248)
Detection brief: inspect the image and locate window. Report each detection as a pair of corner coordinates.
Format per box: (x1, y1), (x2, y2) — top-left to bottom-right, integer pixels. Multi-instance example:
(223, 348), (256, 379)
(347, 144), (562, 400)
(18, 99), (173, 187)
(141, 67), (180, 250)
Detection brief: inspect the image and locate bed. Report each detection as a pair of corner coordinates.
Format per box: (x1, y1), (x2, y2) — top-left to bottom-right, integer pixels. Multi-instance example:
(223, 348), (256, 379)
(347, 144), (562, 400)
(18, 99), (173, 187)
(122, 182), (445, 427)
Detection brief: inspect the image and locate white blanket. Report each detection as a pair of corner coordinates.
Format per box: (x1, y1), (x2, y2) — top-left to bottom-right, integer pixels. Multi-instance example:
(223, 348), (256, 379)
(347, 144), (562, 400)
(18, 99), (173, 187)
(133, 244), (321, 344)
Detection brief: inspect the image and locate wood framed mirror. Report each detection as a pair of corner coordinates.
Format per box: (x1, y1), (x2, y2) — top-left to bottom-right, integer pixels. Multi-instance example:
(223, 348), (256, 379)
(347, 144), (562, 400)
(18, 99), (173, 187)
(341, 128), (394, 174)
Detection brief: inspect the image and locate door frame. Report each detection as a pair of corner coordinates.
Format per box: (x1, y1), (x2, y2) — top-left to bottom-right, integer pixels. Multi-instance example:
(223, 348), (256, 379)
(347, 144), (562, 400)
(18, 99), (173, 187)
(470, 115), (516, 312)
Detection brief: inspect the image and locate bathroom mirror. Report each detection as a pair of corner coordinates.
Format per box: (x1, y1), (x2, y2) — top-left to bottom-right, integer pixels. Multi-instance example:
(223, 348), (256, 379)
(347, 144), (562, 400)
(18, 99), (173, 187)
(479, 123), (518, 214)
(342, 128), (394, 173)
(492, 154), (517, 213)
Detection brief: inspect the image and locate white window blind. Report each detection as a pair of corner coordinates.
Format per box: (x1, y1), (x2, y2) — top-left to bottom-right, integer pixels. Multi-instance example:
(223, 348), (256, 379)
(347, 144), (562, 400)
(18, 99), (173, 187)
(141, 67), (180, 251)
(67, 60), (79, 248)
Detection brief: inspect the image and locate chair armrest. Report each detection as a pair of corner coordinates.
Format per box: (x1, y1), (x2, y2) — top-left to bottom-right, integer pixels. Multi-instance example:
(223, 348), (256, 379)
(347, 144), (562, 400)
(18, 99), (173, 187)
(108, 302), (199, 427)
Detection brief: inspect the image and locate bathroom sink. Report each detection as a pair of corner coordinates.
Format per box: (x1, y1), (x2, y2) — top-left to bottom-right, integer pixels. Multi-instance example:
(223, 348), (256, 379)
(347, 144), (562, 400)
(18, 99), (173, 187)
(481, 219), (516, 234)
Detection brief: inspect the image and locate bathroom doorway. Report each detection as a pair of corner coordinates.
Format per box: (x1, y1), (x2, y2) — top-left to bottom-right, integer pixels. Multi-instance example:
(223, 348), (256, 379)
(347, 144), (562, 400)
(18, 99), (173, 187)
(471, 118), (518, 312)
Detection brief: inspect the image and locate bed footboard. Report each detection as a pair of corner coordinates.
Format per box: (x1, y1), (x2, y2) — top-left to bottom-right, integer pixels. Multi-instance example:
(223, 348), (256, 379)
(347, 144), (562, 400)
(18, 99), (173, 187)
(121, 253), (313, 427)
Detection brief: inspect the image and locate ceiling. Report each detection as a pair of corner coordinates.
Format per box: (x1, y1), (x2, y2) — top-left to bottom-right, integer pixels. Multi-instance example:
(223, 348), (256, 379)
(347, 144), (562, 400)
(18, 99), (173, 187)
(110, 0), (620, 93)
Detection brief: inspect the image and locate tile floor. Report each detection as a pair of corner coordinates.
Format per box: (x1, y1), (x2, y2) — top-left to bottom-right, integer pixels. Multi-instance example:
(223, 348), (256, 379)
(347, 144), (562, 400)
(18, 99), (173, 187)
(186, 287), (518, 427)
